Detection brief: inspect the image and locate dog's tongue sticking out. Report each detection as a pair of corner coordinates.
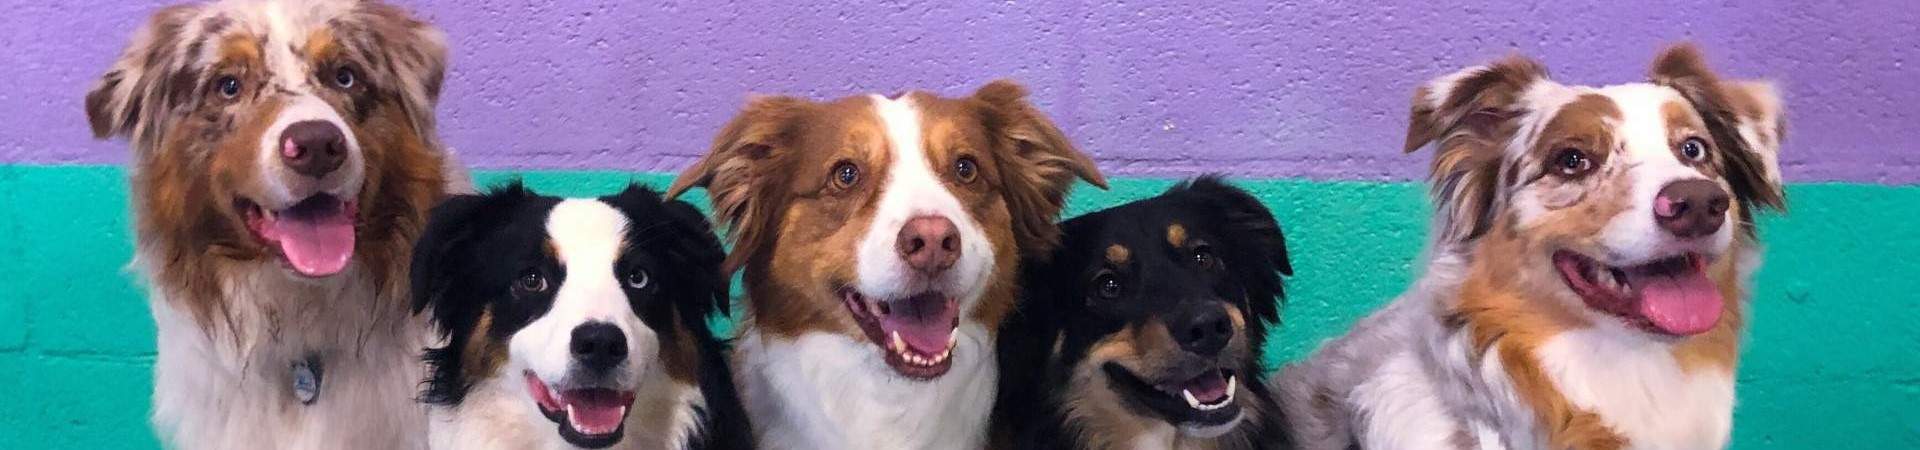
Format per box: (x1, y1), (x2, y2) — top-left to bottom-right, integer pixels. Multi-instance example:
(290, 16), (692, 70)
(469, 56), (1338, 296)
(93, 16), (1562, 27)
(1623, 257), (1722, 336)
(250, 195), (356, 277)
(879, 293), (959, 356)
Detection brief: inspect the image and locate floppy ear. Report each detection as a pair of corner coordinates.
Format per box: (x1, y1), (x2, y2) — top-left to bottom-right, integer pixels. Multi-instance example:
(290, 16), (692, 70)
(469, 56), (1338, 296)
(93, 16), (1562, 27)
(973, 79), (1109, 258)
(1178, 177), (1289, 325)
(667, 95), (810, 272)
(85, 4), (203, 147)
(1650, 43), (1787, 224)
(601, 184), (732, 319)
(337, 2), (449, 140)
(1405, 56), (1551, 245)
(409, 183), (531, 317)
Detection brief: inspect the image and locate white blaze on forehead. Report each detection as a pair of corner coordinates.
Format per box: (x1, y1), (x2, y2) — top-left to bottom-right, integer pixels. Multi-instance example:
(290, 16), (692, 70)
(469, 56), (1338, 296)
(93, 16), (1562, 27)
(1594, 83), (1731, 263)
(228, 0), (364, 208)
(853, 94), (994, 307)
(510, 199), (659, 384)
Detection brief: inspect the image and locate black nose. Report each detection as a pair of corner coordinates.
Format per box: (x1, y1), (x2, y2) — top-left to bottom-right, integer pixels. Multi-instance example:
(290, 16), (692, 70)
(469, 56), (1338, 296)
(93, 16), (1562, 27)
(1169, 305), (1234, 356)
(1654, 179), (1731, 238)
(279, 120), (346, 178)
(569, 322), (628, 373)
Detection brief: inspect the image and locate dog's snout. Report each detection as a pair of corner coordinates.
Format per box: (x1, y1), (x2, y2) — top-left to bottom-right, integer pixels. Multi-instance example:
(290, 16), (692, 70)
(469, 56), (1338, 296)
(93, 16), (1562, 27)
(896, 215), (960, 274)
(279, 120), (346, 178)
(569, 322), (628, 373)
(1169, 304), (1234, 357)
(1653, 179), (1730, 239)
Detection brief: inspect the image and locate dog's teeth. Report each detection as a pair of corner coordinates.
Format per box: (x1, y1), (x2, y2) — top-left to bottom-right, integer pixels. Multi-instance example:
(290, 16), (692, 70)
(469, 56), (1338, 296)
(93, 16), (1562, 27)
(1224, 376), (1238, 405)
(948, 330), (958, 348)
(890, 331), (906, 354)
(565, 404), (578, 427)
(1182, 389), (1202, 409)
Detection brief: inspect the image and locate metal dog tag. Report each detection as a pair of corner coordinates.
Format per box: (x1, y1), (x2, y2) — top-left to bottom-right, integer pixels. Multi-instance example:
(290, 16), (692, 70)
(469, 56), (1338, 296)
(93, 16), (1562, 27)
(292, 356), (323, 405)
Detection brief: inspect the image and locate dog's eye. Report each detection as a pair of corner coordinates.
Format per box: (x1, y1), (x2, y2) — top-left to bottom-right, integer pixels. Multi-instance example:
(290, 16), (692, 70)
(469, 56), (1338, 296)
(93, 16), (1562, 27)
(624, 267), (650, 290)
(215, 76), (241, 99)
(331, 66), (357, 89)
(1678, 137), (1709, 162)
(954, 156), (978, 184)
(831, 161), (860, 188)
(1093, 272), (1122, 299)
(513, 270), (549, 294)
(1552, 147), (1595, 177)
(1193, 244), (1215, 269)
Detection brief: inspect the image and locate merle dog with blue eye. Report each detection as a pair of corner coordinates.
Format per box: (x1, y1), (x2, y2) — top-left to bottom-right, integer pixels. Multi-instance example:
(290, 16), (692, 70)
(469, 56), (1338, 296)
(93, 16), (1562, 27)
(992, 177), (1294, 450)
(409, 182), (750, 450)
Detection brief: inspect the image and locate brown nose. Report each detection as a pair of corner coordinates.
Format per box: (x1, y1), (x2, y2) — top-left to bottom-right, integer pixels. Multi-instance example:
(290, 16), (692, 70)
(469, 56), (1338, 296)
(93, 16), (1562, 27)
(280, 120), (346, 178)
(1654, 179), (1731, 238)
(896, 216), (960, 274)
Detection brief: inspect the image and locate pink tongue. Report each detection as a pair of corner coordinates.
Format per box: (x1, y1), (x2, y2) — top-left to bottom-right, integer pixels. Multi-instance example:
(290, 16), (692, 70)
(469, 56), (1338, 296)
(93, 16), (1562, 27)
(562, 390), (628, 434)
(877, 294), (959, 355)
(260, 204), (356, 277)
(1182, 370), (1230, 403)
(1628, 269), (1723, 335)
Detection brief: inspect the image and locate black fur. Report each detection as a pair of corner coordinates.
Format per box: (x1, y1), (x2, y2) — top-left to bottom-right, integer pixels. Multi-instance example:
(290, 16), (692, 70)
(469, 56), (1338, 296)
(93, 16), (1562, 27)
(994, 177), (1295, 449)
(409, 181), (751, 450)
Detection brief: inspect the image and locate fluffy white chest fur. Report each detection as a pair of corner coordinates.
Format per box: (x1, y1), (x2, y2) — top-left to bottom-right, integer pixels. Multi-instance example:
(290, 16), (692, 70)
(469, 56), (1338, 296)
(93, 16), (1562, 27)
(733, 322), (997, 450)
(1533, 328), (1734, 450)
(145, 261), (428, 450)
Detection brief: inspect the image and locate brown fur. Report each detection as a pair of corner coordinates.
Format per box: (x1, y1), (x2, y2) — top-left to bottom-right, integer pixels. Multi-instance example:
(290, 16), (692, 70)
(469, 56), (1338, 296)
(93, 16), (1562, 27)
(1405, 56), (1550, 245)
(1061, 321), (1262, 450)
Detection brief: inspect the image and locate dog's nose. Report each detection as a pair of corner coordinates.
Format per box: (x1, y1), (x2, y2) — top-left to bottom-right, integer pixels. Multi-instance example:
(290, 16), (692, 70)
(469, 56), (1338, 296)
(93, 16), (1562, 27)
(569, 322), (628, 373)
(1169, 305), (1234, 356)
(896, 215), (960, 274)
(1654, 179), (1730, 239)
(279, 120), (346, 178)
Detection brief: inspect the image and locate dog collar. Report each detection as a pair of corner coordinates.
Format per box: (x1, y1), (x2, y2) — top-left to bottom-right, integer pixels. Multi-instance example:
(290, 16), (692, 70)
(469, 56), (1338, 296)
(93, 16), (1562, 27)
(291, 354), (324, 405)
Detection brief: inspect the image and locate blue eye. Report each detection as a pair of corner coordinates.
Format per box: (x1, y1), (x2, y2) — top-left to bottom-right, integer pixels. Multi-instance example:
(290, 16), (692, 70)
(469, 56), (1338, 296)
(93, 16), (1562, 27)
(332, 67), (356, 89)
(216, 76), (241, 98)
(624, 267), (650, 290)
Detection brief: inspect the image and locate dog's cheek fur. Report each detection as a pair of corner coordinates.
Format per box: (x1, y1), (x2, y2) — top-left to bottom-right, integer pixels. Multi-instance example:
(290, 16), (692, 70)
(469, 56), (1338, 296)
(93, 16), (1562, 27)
(1406, 56), (1551, 246)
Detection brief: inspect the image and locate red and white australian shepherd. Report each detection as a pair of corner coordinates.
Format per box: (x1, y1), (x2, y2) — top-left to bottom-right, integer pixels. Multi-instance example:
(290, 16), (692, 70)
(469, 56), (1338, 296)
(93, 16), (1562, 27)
(667, 80), (1105, 449)
(1278, 44), (1786, 450)
(85, 1), (452, 448)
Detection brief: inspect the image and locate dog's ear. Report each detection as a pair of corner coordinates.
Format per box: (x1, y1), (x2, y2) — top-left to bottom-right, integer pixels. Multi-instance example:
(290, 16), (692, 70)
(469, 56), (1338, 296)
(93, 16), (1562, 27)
(973, 79), (1109, 258)
(602, 184), (731, 319)
(1650, 43), (1787, 228)
(337, 2), (449, 141)
(668, 95), (810, 273)
(86, 4), (203, 147)
(409, 183), (531, 317)
(1405, 55), (1551, 245)
(1178, 177), (1288, 325)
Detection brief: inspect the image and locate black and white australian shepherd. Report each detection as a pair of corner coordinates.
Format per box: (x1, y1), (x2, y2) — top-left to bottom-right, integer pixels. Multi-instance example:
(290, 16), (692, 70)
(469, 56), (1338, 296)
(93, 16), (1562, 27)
(994, 178), (1296, 450)
(667, 80), (1106, 449)
(409, 183), (753, 450)
(84, 1), (451, 448)
(1277, 44), (1785, 449)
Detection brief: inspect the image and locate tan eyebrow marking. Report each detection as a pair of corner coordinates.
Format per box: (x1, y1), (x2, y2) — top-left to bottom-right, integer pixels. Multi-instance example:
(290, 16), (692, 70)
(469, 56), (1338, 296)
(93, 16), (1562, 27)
(1106, 244), (1130, 265)
(1167, 224), (1187, 248)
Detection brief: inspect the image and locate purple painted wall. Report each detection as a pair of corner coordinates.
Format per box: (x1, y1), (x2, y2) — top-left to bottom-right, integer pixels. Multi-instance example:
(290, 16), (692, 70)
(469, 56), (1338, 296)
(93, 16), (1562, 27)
(5, 0), (1916, 182)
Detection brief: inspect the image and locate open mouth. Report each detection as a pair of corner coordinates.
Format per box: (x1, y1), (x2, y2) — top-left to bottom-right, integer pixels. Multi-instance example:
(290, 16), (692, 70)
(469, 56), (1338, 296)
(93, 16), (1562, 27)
(239, 193), (358, 277)
(842, 289), (959, 379)
(525, 371), (636, 449)
(1553, 251), (1723, 336)
(1104, 363), (1243, 430)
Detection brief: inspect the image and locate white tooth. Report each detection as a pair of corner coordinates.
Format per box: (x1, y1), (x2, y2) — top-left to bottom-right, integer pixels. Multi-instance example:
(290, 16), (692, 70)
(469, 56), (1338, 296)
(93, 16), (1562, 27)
(1182, 389), (1202, 409)
(890, 331), (906, 354)
(1224, 376), (1238, 404)
(565, 404), (578, 427)
(948, 330), (958, 348)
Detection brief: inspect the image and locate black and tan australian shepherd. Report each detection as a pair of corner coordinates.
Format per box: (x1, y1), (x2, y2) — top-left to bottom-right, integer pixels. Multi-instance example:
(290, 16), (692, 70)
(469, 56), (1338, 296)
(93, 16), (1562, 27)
(994, 177), (1295, 449)
(409, 183), (751, 450)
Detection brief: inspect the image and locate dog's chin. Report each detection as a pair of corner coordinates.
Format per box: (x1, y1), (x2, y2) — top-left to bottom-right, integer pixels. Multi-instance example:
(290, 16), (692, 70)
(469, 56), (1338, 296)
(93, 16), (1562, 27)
(1553, 249), (1724, 337)
(236, 191), (361, 279)
(1101, 362), (1245, 437)
(524, 371), (636, 449)
(842, 288), (959, 379)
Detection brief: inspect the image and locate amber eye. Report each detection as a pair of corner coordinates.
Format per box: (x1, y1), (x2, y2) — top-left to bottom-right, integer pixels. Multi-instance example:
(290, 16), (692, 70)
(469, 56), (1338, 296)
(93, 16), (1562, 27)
(1093, 272), (1122, 299)
(512, 269), (548, 295)
(331, 66), (357, 89)
(954, 156), (978, 183)
(215, 76), (241, 99)
(831, 161), (860, 188)
(1678, 137), (1709, 162)
(1552, 148), (1595, 177)
(1193, 244), (1215, 269)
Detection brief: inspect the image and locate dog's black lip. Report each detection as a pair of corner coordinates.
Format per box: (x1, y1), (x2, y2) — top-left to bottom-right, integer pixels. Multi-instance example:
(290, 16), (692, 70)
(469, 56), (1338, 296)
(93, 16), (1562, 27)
(1101, 361), (1240, 427)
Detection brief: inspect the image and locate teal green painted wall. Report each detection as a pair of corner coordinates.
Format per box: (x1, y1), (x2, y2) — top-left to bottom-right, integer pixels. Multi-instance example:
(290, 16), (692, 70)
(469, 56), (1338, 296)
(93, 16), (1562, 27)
(2, 165), (1915, 448)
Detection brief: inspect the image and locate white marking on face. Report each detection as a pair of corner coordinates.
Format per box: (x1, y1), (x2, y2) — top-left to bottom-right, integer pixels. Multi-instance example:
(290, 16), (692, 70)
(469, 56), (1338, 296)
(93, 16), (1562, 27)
(1593, 84), (1731, 264)
(240, 1), (364, 208)
(1507, 80), (1582, 226)
(509, 199), (660, 388)
(853, 95), (993, 308)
